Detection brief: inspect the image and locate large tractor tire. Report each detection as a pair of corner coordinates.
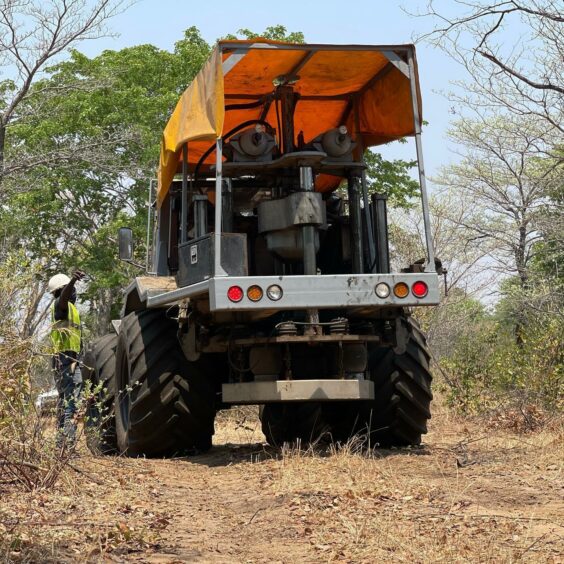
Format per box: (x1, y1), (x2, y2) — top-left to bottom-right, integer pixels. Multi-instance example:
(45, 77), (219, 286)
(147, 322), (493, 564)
(260, 403), (331, 446)
(84, 334), (118, 455)
(333, 316), (433, 447)
(114, 309), (216, 457)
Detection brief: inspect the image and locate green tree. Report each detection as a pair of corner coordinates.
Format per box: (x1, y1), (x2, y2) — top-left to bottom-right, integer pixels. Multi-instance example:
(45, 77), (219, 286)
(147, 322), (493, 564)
(228, 25), (305, 43)
(363, 151), (419, 209)
(1, 27), (212, 335)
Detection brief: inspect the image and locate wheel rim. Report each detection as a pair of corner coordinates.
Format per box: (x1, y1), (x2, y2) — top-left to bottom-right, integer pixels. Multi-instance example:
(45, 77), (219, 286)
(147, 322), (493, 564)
(118, 351), (131, 433)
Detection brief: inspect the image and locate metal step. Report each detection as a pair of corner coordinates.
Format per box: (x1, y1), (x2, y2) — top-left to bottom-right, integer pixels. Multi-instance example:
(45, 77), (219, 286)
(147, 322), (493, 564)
(222, 379), (374, 404)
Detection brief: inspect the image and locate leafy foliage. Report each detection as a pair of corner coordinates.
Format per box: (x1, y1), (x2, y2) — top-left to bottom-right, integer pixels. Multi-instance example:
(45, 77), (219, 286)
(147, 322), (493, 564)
(441, 309), (563, 415)
(1, 27), (213, 334)
(363, 151), (419, 209)
(227, 25), (305, 43)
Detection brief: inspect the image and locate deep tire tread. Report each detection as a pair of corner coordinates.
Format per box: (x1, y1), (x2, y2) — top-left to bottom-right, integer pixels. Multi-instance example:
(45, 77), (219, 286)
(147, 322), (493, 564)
(361, 316), (433, 446)
(327, 316), (432, 447)
(115, 309), (217, 457)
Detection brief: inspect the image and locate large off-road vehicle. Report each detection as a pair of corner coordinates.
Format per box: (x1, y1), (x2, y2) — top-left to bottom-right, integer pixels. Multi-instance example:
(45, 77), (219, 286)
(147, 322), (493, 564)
(86, 40), (439, 456)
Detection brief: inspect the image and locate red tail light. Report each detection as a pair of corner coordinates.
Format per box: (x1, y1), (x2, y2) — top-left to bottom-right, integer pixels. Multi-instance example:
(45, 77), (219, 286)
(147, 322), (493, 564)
(227, 285), (244, 302)
(412, 281), (428, 298)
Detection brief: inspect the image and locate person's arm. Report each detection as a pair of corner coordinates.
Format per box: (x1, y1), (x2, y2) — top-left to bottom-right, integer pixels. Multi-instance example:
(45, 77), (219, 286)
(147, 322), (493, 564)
(55, 270), (85, 318)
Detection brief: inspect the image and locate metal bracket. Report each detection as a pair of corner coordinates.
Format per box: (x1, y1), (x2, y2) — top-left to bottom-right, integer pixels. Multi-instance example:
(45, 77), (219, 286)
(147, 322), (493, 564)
(222, 42), (279, 75)
(214, 138), (228, 277)
(394, 318), (408, 355)
(382, 50), (409, 78)
(178, 322), (201, 362)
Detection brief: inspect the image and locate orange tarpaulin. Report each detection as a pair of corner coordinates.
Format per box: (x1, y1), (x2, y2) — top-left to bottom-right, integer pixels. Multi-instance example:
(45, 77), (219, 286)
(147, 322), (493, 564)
(158, 40), (422, 207)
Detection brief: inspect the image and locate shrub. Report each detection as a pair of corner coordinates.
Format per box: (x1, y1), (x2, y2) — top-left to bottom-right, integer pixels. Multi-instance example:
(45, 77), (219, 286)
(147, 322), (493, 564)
(439, 310), (563, 419)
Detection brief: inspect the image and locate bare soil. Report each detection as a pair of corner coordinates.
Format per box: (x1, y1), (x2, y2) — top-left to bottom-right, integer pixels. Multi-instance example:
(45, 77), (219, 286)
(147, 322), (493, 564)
(1, 401), (562, 562)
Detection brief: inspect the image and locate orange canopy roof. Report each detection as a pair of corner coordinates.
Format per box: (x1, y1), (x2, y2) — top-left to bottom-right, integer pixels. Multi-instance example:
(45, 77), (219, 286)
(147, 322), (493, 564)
(158, 40), (422, 207)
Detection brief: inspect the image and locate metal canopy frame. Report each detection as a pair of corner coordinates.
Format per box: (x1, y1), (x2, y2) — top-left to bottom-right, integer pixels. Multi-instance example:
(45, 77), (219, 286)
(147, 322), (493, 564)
(177, 42), (436, 278)
(219, 42), (414, 52)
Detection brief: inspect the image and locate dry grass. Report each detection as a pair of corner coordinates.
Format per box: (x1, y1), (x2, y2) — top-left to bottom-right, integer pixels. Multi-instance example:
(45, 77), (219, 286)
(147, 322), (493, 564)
(268, 425), (563, 561)
(0, 399), (562, 562)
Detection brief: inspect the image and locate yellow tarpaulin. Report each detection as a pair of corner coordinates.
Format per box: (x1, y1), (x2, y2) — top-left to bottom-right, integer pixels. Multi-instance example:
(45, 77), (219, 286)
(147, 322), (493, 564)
(157, 40), (422, 207)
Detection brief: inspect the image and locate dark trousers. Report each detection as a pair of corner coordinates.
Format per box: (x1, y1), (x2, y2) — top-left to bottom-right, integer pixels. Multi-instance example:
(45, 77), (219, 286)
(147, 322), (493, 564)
(53, 355), (82, 445)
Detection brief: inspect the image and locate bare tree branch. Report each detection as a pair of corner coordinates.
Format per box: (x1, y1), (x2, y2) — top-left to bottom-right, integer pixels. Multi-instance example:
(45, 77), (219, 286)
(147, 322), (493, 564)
(477, 49), (564, 94)
(411, 0), (564, 133)
(0, 0), (133, 178)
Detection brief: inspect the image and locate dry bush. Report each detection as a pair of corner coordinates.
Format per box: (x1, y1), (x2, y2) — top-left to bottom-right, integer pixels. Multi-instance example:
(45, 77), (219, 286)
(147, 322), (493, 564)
(0, 331), (100, 560)
(428, 301), (563, 426)
(0, 329), (78, 492)
(484, 403), (562, 434)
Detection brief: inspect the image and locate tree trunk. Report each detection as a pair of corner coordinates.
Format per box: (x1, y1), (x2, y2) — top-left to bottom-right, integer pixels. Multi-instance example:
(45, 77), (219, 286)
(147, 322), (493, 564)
(0, 121), (6, 184)
(20, 281), (50, 339)
(90, 286), (121, 338)
(514, 224), (529, 347)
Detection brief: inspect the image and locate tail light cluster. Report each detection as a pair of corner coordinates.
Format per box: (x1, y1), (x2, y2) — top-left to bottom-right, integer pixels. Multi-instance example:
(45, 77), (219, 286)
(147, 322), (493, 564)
(375, 280), (428, 299)
(227, 284), (283, 303)
(227, 280), (428, 304)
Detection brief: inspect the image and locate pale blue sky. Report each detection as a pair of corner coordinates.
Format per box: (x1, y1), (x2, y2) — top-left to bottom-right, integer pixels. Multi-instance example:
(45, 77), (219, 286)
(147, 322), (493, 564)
(79, 0), (469, 179)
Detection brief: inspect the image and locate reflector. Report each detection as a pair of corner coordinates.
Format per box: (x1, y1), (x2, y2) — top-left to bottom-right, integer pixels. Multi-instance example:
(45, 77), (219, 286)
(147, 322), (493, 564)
(393, 282), (409, 298)
(375, 282), (390, 298)
(247, 285), (263, 302)
(266, 285), (283, 301)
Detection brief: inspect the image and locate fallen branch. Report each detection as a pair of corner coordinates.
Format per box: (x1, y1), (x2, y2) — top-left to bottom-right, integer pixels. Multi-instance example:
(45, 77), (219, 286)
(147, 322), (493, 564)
(0, 459), (47, 472)
(67, 462), (105, 486)
(519, 533), (550, 558)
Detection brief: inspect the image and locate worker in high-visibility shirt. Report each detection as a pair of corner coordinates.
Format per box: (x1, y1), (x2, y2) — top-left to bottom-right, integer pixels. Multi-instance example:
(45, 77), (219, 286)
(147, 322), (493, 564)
(48, 270), (85, 447)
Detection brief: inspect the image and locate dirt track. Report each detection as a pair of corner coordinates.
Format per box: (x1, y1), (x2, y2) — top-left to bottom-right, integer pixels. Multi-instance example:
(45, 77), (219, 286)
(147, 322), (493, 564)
(1, 402), (563, 562)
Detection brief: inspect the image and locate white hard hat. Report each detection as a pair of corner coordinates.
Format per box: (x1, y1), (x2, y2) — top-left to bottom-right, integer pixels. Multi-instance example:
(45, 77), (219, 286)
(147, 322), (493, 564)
(48, 273), (71, 294)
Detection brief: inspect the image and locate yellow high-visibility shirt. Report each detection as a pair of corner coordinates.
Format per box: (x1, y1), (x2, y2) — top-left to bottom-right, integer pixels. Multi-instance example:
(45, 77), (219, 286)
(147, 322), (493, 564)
(51, 301), (81, 354)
